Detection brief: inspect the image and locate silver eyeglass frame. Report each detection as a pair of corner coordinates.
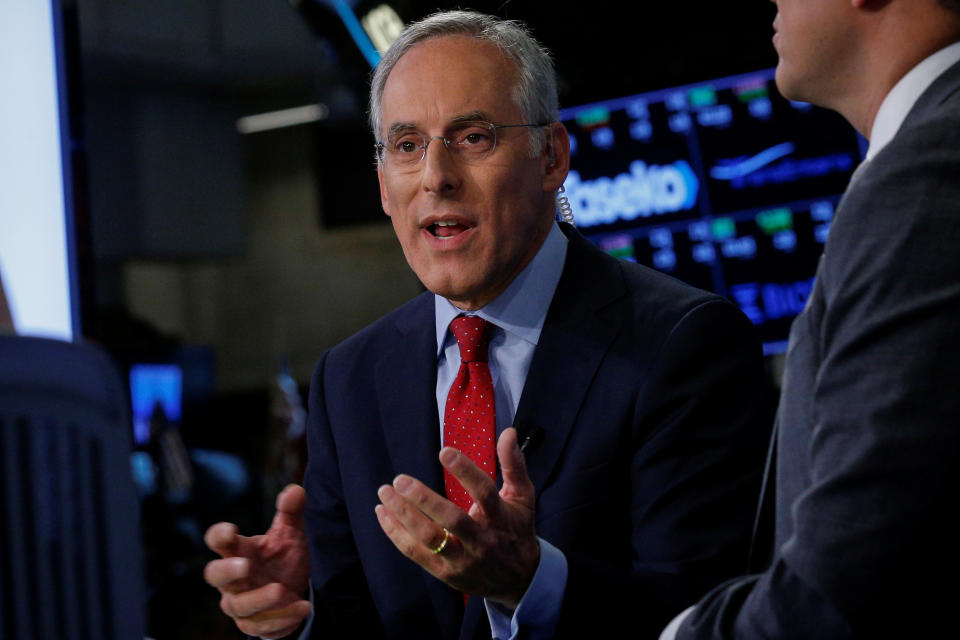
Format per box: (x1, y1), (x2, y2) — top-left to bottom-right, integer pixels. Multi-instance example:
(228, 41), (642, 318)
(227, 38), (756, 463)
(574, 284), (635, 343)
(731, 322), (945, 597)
(374, 120), (552, 167)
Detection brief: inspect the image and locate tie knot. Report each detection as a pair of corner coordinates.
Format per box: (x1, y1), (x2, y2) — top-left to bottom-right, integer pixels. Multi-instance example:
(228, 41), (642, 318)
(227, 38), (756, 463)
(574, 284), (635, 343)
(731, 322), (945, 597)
(449, 316), (492, 363)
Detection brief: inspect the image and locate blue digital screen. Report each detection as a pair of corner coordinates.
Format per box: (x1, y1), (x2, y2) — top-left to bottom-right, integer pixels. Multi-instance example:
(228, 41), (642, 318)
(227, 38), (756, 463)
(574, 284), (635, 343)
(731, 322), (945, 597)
(130, 364), (183, 445)
(560, 68), (866, 353)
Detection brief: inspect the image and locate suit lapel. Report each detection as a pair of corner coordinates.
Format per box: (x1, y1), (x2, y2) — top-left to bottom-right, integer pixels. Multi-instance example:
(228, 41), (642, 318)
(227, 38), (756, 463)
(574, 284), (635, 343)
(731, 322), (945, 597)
(514, 226), (625, 494)
(459, 597), (487, 640)
(748, 414), (779, 573)
(375, 294), (464, 637)
(375, 293), (445, 493)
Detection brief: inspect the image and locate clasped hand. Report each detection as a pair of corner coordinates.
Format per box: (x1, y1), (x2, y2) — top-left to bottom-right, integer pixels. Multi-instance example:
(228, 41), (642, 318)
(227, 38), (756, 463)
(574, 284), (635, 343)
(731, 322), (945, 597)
(374, 427), (541, 609)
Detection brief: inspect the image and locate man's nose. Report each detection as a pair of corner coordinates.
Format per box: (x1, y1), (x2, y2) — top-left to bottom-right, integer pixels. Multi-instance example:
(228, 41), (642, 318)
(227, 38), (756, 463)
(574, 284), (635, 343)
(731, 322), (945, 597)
(421, 136), (460, 194)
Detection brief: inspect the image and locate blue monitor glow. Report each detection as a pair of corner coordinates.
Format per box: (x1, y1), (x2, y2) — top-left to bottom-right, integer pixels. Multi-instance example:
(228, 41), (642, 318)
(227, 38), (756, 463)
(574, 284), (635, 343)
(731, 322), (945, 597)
(560, 68), (866, 354)
(0, 0), (78, 341)
(130, 364), (184, 446)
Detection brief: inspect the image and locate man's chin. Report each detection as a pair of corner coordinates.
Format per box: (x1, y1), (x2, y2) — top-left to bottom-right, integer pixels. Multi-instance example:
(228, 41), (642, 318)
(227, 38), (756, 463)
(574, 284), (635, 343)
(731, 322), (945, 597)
(773, 62), (813, 104)
(421, 278), (488, 311)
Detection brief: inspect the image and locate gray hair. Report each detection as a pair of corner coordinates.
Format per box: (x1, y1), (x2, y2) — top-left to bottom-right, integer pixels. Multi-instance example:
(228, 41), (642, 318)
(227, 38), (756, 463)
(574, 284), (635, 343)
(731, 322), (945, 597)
(368, 10), (558, 157)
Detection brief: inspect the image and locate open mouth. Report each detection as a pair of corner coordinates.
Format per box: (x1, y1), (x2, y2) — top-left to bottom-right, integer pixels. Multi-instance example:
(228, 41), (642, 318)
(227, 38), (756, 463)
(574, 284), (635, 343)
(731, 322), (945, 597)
(428, 220), (472, 240)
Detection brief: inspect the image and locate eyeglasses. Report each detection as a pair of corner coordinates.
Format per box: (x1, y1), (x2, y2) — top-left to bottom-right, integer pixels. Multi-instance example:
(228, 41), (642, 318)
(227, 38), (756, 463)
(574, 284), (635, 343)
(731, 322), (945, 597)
(375, 120), (551, 171)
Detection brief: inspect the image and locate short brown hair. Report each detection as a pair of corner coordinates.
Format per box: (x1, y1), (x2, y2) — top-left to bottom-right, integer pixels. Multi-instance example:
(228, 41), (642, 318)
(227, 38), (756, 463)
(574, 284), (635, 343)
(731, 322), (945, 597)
(940, 0), (960, 16)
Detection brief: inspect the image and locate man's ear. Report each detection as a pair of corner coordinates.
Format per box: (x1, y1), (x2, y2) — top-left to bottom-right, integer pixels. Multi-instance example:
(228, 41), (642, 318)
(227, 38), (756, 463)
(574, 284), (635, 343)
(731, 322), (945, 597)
(542, 122), (570, 193)
(377, 163), (392, 217)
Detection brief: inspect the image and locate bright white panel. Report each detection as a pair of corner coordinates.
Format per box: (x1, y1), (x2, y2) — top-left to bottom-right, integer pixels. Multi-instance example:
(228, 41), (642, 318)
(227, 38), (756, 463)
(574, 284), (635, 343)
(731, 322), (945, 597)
(0, 1), (74, 341)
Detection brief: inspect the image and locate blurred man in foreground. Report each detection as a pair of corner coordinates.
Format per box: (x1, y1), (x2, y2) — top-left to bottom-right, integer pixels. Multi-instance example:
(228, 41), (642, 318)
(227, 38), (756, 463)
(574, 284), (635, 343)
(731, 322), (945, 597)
(664, 0), (960, 637)
(205, 11), (771, 640)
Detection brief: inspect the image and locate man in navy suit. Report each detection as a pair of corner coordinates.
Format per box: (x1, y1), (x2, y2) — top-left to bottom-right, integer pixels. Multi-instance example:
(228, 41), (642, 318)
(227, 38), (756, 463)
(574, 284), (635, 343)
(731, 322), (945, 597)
(657, 1), (960, 637)
(204, 11), (771, 639)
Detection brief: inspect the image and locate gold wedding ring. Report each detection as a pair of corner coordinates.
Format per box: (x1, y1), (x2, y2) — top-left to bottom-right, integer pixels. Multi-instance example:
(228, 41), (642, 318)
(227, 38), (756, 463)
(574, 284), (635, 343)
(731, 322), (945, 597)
(429, 528), (451, 554)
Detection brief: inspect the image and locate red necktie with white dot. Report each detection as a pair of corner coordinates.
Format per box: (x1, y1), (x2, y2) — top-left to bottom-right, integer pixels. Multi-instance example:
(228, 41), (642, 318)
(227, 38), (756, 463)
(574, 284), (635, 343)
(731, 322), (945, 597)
(443, 316), (496, 512)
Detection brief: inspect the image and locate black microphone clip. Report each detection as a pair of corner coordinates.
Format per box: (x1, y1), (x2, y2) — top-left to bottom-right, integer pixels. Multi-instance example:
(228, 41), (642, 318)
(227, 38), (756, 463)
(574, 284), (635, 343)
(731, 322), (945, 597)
(514, 420), (544, 454)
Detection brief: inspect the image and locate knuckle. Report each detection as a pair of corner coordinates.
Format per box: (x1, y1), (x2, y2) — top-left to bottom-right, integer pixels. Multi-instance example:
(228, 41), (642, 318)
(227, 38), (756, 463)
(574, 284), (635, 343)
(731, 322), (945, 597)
(412, 489), (430, 508)
(236, 619), (258, 635)
(380, 515), (397, 535)
(475, 484), (496, 505)
(473, 489), (497, 512)
(202, 562), (217, 585)
(220, 593), (235, 618)
(451, 511), (473, 531)
(268, 582), (287, 602)
(481, 531), (499, 552)
(241, 616), (275, 638)
(392, 499), (411, 518)
(398, 539), (418, 557)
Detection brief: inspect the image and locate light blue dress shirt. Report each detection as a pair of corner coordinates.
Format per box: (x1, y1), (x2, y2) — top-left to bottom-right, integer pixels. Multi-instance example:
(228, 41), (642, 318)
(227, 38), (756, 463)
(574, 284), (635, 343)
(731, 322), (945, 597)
(434, 222), (569, 640)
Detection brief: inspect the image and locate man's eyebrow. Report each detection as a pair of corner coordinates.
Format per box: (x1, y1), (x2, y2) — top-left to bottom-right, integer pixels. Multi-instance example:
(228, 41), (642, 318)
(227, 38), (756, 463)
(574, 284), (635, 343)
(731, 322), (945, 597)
(387, 122), (418, 139)
(386, 112), (493, 138)
(450, 111), (492, 124)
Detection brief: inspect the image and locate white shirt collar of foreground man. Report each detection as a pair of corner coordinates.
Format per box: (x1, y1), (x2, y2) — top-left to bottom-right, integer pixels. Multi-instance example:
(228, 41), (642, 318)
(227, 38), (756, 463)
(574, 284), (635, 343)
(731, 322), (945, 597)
(867, 39), (960, 160)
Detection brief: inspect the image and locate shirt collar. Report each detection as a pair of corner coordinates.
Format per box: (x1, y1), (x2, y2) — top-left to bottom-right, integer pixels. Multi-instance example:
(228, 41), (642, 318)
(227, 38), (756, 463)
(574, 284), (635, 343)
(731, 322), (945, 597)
(867, 40), (960, 160)
(434, 221), (568, 356)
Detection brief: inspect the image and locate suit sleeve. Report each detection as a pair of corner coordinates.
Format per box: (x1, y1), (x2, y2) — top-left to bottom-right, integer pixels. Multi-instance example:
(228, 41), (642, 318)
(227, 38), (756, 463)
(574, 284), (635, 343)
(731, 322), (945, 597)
(679, 107), (960, 638)
(557, 297), (773, 639)
(301, 352), (386, 638)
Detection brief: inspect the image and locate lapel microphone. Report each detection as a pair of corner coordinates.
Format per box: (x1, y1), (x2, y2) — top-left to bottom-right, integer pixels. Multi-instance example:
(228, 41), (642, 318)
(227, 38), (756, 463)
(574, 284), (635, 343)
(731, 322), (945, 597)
(513, 420), (545, 454)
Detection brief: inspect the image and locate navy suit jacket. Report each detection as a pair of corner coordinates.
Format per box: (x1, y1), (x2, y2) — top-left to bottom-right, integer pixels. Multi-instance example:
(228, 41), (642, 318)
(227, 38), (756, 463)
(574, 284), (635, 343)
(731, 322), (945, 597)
(303, 224), (771, 639)
(680, 59), (960, 638)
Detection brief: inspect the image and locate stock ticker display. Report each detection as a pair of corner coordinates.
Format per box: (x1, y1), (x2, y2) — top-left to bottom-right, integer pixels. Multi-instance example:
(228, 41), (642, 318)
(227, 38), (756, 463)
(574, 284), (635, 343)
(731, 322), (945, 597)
(560, 68), (866, 353)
